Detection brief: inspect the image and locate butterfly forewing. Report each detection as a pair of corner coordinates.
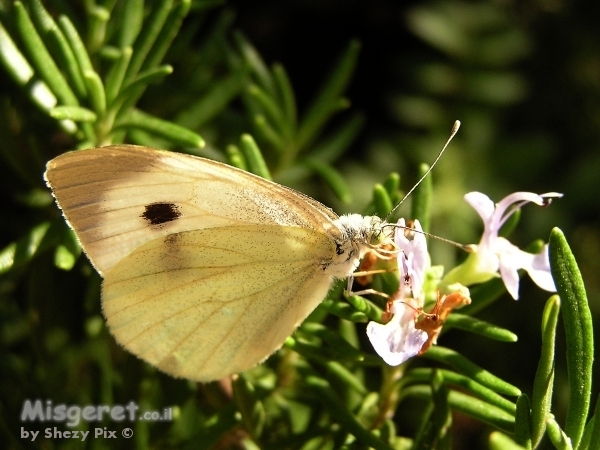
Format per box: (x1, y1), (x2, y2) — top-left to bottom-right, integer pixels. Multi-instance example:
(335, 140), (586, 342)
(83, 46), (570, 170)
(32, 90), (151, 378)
(44, 145), (340, 275)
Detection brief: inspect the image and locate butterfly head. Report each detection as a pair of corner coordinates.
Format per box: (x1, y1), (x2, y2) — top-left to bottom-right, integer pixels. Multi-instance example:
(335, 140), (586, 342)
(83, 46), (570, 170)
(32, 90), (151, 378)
(335, 214), (393, 250)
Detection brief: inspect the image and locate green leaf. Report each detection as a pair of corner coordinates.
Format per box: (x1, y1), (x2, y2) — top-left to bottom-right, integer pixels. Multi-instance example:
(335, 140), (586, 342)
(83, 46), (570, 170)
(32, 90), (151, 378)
(403, 368), (516, 414)
(308, 112), (365, 164)
(284, 336), (331, 364)
(0, 222), (51, 274)
(579, 395), (600, 450)
(0, 21), (35, 85)
(413, 370), (451, 450)
(83, 70), (107, 116)
(57, 15), (94, 75)
(114, 109), (204, 148)
(234, 31), (275, 96)
(142, 0), (191, 72)
(14, 1), (78, 106)
(112, 65), (174, 114)
(459, 277), (507, 316)
(383, 172), (401, 206)
(373, 183), (394, 217)
(0, 24), (66, 116)
(402, 385), (515, 433)
(323, 361), (368, 396)
(28, 0), (87, 98)
(411, 163), (433, 232)
(226, 145), (248, 171)
(124, 0), (173, 83)
(239, 134), (272, 180)
(514, 394), (532, 449)
(303, 159), (352, 204)
(50, 106), (97, 122)
(175, 74), (243, 130)
(232, 375), (265, 442)
(247, 83), (286, 136)
(345, 295), (384, 322)
(305, 376), (394, 450)
(546, 416), (573, 450)
(531, 295), (560, 447)
(105, 46), (133, 105)
(549, 228), (594, 450)
(378, 419), (397, 446)
(422, 346), (521, 396)
(288, 327), (367, 365)
(443, 313), (518, 342)
(338, 317), (361, 349)
(190, 402), (242, 450)
(253, 114), (284, 150)
(297, 40), (361, 150)
(489, 432), (528, 450)
(273, 63), (297, 134)
(52, 226), (81, 271)
(299, 322), (366, 364)
(87, 5), (109, 54)
(118, 0), (144, 47)
(53, 245), (76, 270)
(320, 299), (369, 323)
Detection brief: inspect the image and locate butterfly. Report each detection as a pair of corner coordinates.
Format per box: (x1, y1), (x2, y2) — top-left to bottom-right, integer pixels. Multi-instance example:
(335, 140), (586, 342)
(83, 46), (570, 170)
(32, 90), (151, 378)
(44, 145), (395, 381)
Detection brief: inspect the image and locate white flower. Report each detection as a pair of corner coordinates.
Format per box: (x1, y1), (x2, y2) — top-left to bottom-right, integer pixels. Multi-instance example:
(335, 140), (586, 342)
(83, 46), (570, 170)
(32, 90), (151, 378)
(395, 219), (429, 300)
(366, 219), (431, 365)
(444, 191), (562, 299)
(366, 300), (428, 366)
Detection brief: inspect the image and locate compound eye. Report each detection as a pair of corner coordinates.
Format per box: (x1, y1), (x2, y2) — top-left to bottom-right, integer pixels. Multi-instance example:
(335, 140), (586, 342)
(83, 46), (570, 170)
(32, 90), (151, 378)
(370, 228), (384, 246)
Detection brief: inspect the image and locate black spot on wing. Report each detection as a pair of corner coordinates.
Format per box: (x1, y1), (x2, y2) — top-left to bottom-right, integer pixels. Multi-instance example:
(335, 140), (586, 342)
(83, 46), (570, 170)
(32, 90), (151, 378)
(141, 202), (181, 227)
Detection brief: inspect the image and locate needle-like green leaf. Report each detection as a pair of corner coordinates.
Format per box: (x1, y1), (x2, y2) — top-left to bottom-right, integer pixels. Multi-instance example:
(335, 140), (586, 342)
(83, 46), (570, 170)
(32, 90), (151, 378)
(549, 228), (593, 449)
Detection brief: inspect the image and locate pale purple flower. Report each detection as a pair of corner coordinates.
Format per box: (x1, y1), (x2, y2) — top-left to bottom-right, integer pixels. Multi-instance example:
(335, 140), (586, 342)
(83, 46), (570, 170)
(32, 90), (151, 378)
(395, 218), (429, 300)
(366, 219), (430, 365)
(444, 191), (562, 299)
(366, 300), (428, 366)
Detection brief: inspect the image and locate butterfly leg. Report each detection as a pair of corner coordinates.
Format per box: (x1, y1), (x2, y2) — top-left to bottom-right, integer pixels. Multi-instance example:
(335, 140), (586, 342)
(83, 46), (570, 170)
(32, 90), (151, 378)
(344, 272), (390, 298)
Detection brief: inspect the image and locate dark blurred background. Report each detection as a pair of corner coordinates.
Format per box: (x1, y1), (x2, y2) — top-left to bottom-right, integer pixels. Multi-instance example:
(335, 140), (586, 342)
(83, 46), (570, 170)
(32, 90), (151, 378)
(227, 0), (600, 417)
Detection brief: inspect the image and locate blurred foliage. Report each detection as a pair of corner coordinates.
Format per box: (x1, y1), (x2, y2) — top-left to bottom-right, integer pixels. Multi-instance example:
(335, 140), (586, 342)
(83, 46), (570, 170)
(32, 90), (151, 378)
(0, 0), (598, 449)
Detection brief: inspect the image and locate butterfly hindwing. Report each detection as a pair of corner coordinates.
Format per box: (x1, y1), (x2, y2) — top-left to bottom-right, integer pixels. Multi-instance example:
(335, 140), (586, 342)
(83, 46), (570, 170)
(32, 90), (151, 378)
(102, 225), (336, 381)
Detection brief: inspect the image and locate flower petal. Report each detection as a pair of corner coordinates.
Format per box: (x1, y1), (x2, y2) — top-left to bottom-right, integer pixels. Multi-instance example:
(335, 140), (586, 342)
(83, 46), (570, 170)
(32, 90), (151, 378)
(460, 191), (562, 299)
(395, 219), (428, 300)
(498, 253), (522, 299)
(367, 301), (428, 366)
(494, 192), (563, 230)
(496, 239), (557, 299)
(519, 245), (557, 293)
(464, 192), (495, 222)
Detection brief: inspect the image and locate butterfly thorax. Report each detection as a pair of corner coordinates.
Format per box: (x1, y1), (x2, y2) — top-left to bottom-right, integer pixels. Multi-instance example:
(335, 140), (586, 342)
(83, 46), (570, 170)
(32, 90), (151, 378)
(327, 214), (392, 278)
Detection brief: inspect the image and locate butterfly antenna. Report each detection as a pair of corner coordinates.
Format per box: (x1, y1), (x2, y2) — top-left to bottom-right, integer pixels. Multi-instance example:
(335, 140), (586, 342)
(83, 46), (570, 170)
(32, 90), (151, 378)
(385, 120), (461, 221)
(383, 222), (474, 252)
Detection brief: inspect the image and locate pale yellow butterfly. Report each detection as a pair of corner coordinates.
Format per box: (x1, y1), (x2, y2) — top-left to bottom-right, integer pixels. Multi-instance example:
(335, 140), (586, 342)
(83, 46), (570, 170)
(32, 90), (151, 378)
(44, 145), (394, 382)
(44, 122), (459, 382)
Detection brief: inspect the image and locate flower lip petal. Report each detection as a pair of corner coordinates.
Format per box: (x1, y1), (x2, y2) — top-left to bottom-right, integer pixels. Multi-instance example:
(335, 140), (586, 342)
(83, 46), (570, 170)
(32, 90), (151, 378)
(497, 252), (522, 299)
(367, 301), (428, 366)
(521, 244), (557, 293)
